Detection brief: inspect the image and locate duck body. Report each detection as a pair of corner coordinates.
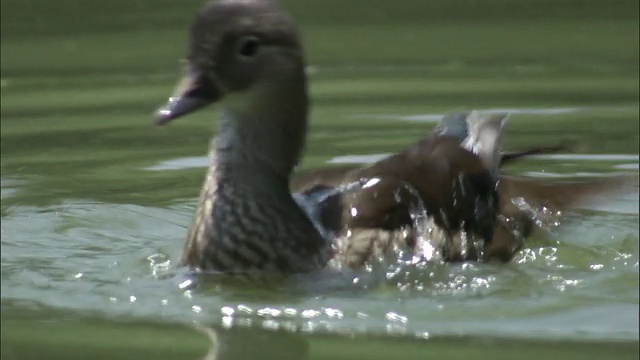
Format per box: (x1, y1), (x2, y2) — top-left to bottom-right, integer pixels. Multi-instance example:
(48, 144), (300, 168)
(182, 154), (333, 274)
(347, 118), (500, 234)
(291, 114), (634, 265)
(317, 111), (511, 266)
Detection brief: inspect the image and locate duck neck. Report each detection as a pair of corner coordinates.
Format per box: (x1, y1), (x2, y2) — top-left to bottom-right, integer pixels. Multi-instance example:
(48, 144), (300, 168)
(182, 69), (333, 273)
(213, 112), (304, 188)
(214, 78), (308, 187)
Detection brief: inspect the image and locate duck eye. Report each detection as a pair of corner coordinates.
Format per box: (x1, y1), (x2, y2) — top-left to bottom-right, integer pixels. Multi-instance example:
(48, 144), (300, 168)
(237, 36), (260, 59)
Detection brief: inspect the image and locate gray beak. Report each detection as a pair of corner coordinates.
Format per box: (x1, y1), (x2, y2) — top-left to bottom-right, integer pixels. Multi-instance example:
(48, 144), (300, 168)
(154, 70), (221, 125)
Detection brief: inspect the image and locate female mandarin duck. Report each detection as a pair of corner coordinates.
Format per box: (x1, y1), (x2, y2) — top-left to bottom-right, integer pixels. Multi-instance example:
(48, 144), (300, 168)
(154, 0), (624, 274)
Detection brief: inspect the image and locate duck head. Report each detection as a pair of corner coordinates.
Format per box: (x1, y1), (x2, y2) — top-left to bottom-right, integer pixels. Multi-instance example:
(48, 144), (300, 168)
(156, 0), (308, 175)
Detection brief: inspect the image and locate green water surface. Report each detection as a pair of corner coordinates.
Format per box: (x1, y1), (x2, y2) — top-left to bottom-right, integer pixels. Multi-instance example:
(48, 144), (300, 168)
(1, 0), (639, 359)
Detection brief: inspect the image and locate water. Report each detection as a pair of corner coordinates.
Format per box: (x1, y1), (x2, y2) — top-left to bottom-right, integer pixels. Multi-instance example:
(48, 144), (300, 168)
(1, 0), (639, 358)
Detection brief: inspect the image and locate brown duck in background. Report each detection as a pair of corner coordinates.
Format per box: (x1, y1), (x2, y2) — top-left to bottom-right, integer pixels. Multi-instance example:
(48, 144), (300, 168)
(291, 112), (541, 267)
(295, 111), (514, 267)
(291, 113), (632, 266)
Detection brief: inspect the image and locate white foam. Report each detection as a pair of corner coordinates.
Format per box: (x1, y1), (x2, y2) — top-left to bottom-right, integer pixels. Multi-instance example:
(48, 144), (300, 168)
(350, 107), (586, 123)
(530, 154), (639, 161)
(522, 171), (631, 178)
(328, 153), (639, 165)
(614, 163), (640, 170)
(328, 154), (390, 164)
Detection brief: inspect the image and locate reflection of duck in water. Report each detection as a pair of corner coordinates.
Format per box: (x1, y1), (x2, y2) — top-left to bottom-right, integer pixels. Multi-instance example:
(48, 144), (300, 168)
(154, 0), (628, 275)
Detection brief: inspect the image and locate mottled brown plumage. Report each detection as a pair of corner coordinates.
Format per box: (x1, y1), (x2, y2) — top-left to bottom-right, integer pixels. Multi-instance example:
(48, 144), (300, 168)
(290, 135), (632, 265)
(295, 111), (507, 266)
(156, 0), (334, 274)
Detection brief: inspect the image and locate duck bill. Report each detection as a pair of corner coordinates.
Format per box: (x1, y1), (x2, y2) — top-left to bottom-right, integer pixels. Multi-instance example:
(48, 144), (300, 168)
(154, 70), (221, 125)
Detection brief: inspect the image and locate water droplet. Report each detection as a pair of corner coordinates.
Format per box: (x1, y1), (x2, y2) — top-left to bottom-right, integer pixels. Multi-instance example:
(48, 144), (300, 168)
(356, 311), (369, 319)
(221, 306), (234, 316)
(257, 307), (282, 317)
(385, 312), (408, 323)
(222, 316), (233, 328)
(262, 319), (280, 331)
(284, 308), (297, 316)
(324, 308), (344, 319)
(362, 177), (381, 188)
(301, 309), (320, 319)
(178, 279), (193, 289)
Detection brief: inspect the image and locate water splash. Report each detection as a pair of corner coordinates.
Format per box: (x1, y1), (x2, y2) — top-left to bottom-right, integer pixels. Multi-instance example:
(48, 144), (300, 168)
(511, 197), (562, 230)
(147, 253), (172, 279)
(326, 177), (461, 273)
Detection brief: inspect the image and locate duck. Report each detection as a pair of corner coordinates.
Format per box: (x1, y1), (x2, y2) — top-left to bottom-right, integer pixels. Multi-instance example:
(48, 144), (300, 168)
(291, 115), (631, 265)
(153, 0), (628, 274)
(334, 110), (508, 265)
(153, 0), (496, 273)
(155, 0), (342, 274)
(290, 111), (575, 267)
